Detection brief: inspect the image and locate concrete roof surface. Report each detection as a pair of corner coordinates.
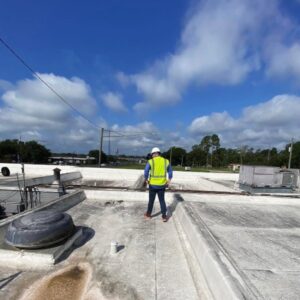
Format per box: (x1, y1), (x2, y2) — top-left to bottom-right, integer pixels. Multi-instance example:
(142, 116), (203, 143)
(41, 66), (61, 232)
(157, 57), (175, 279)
(0, 164), (299, 299)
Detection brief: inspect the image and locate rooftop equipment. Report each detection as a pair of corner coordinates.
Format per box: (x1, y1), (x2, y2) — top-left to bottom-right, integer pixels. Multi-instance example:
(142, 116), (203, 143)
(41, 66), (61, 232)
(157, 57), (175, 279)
(239, 165), (299, 192)
(5, 210), (75, 249)
(1, 167), (10, 177)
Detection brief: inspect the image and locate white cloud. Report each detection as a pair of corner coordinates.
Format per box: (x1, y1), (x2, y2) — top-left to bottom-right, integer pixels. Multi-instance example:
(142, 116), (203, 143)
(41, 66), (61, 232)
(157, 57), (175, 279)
(0, 79), (14, 91)
(266, 43), (300, 82)
(101, 92), (128, 113)
(243, 95), (300, 126)
(188, 94), (300, 148)
(115, 72), (130, 88)
(189, 112), (236, 134)
(0, 73), (103, 152)
(114, 0), (300, 111)
(100, 122), (160, 155)
(106, 121), (198, 155)
(122, 0), (281, 110)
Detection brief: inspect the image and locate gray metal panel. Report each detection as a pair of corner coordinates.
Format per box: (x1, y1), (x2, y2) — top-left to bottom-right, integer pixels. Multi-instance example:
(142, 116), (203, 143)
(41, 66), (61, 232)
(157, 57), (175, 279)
(254, 166), (280, 175)
(0, 190), (60, 214)
(239, 166), (254, 185)
(239, 166), (300, 189)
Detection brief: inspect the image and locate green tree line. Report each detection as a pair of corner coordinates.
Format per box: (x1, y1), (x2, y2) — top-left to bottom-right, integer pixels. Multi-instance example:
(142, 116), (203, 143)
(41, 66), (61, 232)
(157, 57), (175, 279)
(0, 139), (51, 163)
(1, 136), (299, 169)
(163, 134), (300, 169)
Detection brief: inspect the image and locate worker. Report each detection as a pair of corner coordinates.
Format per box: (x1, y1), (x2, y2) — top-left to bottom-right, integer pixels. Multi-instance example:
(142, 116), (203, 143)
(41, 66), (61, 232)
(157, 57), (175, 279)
(144, 147), (173, 222)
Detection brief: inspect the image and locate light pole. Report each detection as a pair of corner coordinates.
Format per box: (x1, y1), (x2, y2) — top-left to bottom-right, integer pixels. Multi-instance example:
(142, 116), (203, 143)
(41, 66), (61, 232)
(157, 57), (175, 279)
(288, 138), (294, 169)
(99, 128), (104, 167)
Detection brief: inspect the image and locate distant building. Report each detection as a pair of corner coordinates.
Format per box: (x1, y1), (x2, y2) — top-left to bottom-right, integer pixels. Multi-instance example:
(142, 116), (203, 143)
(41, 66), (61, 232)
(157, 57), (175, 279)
(229, 164), (240, 172)
(116, 156), (146, 164)
(48, 156), (96, 165)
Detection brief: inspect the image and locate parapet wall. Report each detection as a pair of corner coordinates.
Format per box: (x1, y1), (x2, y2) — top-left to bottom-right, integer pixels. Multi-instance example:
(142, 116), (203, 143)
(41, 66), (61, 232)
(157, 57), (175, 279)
(3, 163), (238, 183)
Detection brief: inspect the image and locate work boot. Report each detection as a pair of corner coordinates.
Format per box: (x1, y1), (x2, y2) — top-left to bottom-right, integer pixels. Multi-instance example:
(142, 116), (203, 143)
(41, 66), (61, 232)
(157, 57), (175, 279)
(144, 213), (151, 219)
(162, 216), (168, 222)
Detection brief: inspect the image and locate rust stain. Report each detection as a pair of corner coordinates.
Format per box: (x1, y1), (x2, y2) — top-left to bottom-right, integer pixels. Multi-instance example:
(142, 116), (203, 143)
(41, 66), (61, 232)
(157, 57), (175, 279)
(19, 263), (91, 300)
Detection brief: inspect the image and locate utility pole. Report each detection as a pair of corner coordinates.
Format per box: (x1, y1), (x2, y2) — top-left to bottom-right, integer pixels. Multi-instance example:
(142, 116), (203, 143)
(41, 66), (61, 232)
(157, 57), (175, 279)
(17, 135), (21, 163)
(169, 147), (173, 165)
(211, 146), (214, 168)
(99, 128), (104, 167)
(108, 130), (111, 156)
(288, 138), (294, 169)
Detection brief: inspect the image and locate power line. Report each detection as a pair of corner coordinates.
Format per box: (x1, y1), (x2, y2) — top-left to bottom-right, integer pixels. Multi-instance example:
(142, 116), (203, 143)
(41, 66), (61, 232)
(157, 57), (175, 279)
(0, 36), (100, 130)
(0, 36), (161, 152)
(103, 129), (159, 138)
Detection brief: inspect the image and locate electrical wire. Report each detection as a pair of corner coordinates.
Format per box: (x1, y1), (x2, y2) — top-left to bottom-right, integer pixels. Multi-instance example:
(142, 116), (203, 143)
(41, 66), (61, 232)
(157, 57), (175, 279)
(103, 129), (159, 138)
(0, 36), (100, 130)
(0, 36), (160, 142)
(0, 191), (19, 203)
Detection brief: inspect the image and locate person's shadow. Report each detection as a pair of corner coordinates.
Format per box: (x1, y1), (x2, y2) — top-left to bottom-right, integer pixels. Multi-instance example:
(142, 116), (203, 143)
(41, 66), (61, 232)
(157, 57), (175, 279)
(151, 193), (184, 219)
(167, 193), (184, 218)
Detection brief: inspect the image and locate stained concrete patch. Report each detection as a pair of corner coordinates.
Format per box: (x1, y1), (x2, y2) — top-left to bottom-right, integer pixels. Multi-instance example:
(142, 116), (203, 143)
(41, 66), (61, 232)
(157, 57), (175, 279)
(65, 199), (199, 300)
(19, 263), (92, 300)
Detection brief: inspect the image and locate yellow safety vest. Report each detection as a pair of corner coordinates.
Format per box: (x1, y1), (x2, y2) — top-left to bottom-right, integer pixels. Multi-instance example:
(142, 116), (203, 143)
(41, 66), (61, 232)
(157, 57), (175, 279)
(148, 156), (169, 186)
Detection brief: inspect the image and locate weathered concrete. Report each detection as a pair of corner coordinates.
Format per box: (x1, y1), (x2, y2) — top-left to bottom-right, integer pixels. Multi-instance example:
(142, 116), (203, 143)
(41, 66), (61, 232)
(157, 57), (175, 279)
(177, 193), (300, 299)
(0, 190), (86, 270)
(0, 171), (81, 188)
(0, 228), (83, 269)
(0, 196), (203, 299)
(175, 202), (252, 299)
(4, 163), (238, 191)
(65, 199), (201, 300)
(0, 166), (299, 299)
(19, 262), (92, 300)
(0, 190), (85, 227)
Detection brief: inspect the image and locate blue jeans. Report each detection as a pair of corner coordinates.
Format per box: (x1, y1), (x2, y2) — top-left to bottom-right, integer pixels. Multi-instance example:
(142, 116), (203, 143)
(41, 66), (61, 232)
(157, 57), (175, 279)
(147, 187), (167, 218)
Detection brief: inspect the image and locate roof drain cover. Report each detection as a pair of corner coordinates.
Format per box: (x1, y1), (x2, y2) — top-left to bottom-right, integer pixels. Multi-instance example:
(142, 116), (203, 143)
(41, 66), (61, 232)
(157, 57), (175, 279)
(5, 210), (75, 249)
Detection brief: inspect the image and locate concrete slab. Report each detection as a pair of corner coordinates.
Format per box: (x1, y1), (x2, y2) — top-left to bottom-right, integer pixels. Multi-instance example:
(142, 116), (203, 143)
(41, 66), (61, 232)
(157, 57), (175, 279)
(1, 165), (299, 299)
(180, 195), (300, 299)
(0, 228), (83, 268)
(0, 189), (85, 227)
(0, 172), (81, 188)
(65, 199), (200, 300)
(0, 196), (202, 300)
(3, 163), (239, 191)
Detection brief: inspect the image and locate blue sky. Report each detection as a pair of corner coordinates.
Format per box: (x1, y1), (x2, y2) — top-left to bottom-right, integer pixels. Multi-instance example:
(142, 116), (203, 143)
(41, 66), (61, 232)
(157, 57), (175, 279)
(1, 0), (300, 154)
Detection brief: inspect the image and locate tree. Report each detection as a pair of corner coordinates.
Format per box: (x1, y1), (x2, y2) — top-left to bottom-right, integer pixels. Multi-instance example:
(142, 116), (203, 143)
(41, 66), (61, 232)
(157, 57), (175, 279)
(22, 141), (51, 163)
(0, 139), (19, 162)
(290, 141), (300, 169)
(0, 139), (50, 163)
(213, 147), (227, 167)
(163, 147), (186, 166)
(186, 146), (206, 167)
(200, 135), (211, 153)
(226, 148), (240, 164)
(200, 134), (221, 167)
(88, 149), (107, 164)
(211, 134), (220, 150)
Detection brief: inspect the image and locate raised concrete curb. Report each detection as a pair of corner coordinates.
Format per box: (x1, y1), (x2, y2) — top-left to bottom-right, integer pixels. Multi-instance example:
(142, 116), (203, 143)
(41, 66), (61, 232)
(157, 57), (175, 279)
(0, 191), (86, 269)
(174, 202), (257, 300)
(0, 228), (83, 269)
(0, 190), (86, 227)
(0, 171), (82, 188)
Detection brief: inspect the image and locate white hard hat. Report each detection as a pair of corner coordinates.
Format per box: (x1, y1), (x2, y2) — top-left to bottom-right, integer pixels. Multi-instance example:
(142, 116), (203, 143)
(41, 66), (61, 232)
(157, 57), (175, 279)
(151, 147), (161, 154)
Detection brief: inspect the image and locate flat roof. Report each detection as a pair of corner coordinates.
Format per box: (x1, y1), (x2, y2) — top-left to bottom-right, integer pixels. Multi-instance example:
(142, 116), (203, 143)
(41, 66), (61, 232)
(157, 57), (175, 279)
(0, 165), (299, 299)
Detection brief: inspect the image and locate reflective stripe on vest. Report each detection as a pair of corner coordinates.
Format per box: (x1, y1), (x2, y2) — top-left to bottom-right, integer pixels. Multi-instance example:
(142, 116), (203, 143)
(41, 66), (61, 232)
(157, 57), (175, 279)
(148, 157), (169, 186)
